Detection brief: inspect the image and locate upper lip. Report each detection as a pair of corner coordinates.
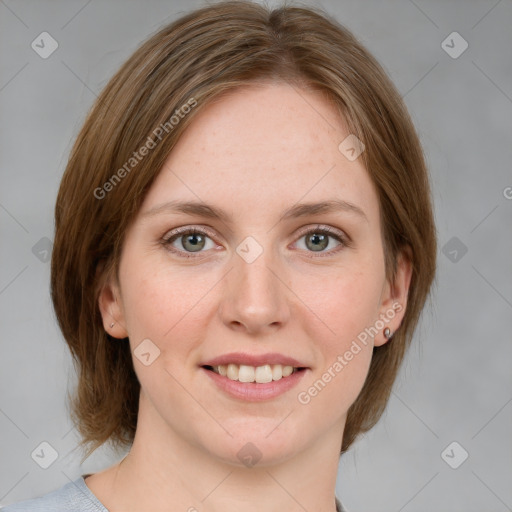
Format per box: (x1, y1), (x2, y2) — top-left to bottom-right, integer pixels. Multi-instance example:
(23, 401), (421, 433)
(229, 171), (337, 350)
(201, 352), (308, 368)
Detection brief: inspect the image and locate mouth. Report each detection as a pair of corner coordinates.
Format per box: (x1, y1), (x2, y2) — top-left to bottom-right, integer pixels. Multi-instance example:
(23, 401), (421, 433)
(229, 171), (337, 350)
(200, 353), (309, 401)
(201, 363), (307, 384)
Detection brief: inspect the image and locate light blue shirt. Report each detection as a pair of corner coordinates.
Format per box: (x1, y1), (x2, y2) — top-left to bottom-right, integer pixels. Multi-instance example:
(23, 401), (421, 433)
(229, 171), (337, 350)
(1, 475), (349, 511)
(0, 476), (107, 512)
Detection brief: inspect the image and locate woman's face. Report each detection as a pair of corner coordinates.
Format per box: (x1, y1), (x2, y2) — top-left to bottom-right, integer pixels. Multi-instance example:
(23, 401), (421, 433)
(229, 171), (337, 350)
(101, 82), (410, 466)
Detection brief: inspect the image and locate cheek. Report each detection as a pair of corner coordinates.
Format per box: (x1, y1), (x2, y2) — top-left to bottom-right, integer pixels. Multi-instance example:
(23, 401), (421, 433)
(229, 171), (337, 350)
(292, 266), (383, 409)
(118, 259), (215, 412)
(297, 265), (384, 349)
(119, 256), (218, 356)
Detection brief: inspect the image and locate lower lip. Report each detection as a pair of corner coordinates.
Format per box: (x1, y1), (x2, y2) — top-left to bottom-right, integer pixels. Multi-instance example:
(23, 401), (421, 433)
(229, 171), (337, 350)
(201, 367), (308, 401)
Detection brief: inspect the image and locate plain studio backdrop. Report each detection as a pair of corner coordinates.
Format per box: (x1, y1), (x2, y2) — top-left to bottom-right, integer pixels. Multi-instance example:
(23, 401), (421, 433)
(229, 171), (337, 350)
(0, 1), (511, 511)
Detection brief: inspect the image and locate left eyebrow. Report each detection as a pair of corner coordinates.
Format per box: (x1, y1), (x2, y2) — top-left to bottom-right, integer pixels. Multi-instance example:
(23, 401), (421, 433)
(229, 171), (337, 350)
(141, 198), (368, 224)
(278, 199), (368, 223)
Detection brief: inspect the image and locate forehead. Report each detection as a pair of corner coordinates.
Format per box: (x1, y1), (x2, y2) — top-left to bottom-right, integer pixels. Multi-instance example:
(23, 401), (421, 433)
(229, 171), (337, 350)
(141, 83), (379, 225)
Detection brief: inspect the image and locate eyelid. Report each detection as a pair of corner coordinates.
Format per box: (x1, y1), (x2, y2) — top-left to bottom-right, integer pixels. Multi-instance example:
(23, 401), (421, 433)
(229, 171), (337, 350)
(163, 225), (218, 240)
(294, 224), (350, 244)
(161, 225), (221, 258)
(161, 224), (350, 258)
(291, 224), (351, 258)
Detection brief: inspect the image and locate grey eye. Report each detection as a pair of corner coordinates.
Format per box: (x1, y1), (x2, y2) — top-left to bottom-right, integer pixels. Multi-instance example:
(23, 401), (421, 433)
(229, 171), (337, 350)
(165, 229), (216, 254)
(179, 233), (207, 252)
(296, 229), (343, 253)
(305, 232), (329, 251)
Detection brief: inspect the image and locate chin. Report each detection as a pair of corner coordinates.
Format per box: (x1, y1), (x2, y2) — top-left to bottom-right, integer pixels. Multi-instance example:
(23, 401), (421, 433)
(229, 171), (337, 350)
(197, 417), (311, 468)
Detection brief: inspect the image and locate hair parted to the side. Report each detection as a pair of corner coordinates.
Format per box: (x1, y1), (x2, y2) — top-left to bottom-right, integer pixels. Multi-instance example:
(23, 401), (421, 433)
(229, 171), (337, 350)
(51, 0), (436, 462)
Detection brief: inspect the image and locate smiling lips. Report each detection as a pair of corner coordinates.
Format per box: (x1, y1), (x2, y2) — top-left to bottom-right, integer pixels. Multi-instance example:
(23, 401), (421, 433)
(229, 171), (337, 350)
(201, 352), (308, 385)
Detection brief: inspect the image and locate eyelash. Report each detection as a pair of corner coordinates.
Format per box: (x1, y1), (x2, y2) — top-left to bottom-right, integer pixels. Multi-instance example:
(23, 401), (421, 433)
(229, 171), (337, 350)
(161, 225), (350, 259)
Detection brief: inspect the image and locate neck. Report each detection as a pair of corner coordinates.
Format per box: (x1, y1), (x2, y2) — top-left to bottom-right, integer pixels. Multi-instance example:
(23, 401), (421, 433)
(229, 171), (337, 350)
(89, 392), (344, 512)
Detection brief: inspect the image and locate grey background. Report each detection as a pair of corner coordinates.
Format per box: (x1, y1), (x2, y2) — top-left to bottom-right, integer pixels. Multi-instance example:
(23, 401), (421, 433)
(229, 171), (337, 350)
(1, 0), (511, 511)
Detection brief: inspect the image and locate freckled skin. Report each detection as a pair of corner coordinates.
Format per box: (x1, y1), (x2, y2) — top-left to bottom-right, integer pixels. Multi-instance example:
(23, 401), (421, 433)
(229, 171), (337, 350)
(92, 83), (412, 512)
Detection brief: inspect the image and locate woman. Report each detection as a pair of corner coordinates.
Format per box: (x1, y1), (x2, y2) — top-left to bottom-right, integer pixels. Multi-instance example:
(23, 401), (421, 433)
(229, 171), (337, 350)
(2, 1), (436, 510)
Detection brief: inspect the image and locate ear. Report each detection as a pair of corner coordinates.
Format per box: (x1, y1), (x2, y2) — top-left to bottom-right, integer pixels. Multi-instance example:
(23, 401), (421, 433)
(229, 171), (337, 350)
(374, 246), (413, 347)
(97, 263), (128, 339)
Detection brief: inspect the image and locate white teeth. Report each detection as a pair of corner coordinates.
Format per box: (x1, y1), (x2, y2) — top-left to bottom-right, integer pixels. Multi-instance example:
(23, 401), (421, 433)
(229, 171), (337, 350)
(271, 364), (282, 381)
(238, 365), (255, 382)
(255, 364), (273, 383)
(226, 363), (239, 380)
(213, 363), (298, 383)
(282, 365), (293, 377)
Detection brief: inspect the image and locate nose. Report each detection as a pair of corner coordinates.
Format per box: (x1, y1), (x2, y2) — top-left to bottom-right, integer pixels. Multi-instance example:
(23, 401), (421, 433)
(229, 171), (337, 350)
(219, 244), (291, 335)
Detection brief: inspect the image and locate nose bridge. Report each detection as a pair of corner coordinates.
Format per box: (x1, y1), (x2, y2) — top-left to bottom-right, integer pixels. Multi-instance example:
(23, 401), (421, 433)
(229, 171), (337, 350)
(221, 236), (290, 332)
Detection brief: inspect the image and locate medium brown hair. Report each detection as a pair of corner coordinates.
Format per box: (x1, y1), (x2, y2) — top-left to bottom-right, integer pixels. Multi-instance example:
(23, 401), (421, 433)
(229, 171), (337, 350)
(51, 0), (436, 461)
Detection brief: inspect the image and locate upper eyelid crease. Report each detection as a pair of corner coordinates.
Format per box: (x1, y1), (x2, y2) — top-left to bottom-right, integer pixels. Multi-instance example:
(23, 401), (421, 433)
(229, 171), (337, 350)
(142, 199), (368, 224)
(163, 223), (348, 243)
(162, 225), (349, 258)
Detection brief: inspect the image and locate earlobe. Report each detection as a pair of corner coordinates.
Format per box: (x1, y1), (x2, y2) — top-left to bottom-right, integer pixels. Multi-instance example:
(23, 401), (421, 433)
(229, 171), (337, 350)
(375, 247), (413, 347)
(383, 327), (393, 340)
